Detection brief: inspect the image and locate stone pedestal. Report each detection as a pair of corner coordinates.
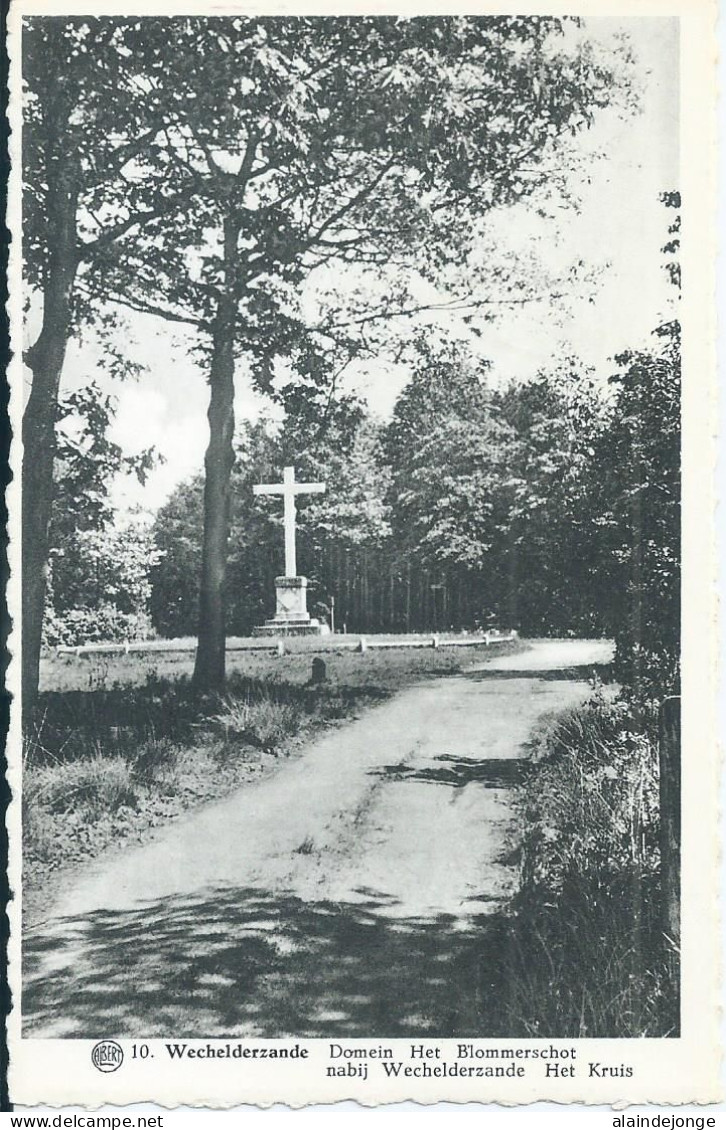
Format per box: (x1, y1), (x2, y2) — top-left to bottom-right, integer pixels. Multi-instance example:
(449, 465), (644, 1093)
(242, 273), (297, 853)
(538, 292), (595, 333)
(253, 576), (327, 636)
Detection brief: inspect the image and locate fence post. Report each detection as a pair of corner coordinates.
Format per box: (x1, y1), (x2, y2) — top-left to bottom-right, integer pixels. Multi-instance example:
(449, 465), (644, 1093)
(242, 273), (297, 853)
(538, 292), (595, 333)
(659, 695), (681, 952)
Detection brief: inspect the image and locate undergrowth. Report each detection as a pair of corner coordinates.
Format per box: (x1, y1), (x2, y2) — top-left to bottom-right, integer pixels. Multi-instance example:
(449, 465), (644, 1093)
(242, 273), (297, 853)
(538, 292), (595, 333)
(499, 694), (678, 1038)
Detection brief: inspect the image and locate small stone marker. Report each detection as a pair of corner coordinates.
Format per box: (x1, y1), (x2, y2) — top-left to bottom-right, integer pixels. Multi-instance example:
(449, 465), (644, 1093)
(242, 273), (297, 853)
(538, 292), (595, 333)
(311, 657), (327, 684)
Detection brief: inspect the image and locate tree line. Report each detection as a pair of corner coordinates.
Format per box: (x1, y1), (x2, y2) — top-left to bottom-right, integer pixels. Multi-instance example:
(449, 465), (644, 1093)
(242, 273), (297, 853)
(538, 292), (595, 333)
(46, 315), (680, 703)
(23, 14), (630, 710)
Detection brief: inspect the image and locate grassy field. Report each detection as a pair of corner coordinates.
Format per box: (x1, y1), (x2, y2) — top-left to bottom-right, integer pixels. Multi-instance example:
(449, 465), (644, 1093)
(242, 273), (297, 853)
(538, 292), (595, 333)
(25, 638), (524, 918)
(39, 633), (514, 693)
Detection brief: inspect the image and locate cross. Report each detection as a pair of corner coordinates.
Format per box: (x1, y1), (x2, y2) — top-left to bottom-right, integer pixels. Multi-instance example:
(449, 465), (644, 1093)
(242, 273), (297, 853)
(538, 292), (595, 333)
(253, 465), (326, 578)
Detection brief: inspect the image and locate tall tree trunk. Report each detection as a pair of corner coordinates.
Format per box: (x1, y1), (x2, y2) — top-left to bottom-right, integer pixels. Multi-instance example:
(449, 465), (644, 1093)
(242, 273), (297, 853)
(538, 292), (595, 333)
(22, 149), (80, 721)
(193, 215), (240, 691)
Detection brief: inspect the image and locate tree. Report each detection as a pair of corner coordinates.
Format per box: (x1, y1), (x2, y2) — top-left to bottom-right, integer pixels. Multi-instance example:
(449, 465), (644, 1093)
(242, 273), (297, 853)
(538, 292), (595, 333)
(85, 15), (627, 687)
(22, 18), (202, 713)
(493, 367), (609, 632)
(591, 194), (681, 699)
(384, 343), (616, 634)
(45, 523), (162, 646)
(384, 344), (515, 625)
(151, 421), (280, 637)
(595, 321), (680, 698)
(149, 477), (204, 639)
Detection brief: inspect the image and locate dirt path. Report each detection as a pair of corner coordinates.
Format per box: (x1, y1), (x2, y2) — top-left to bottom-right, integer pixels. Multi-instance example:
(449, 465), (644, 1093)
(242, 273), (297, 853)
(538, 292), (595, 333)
(23, 638), (613, 1038)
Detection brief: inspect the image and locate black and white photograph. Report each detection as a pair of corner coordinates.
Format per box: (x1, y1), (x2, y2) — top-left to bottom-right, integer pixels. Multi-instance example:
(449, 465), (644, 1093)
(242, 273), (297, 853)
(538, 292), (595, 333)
(6, 0), (719, 1108)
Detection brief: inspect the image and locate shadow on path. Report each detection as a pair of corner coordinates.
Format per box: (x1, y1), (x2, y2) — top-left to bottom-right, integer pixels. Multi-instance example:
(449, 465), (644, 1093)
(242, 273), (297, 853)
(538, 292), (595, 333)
(24, 887), (514, 1040)
(466, 664), (613, 683)
(369, 756), (532, 789)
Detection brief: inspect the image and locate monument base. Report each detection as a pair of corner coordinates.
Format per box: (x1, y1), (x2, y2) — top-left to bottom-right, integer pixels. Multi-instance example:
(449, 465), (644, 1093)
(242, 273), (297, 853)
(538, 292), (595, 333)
(252, 620), (327, 637)
(252, 575), (329, 637)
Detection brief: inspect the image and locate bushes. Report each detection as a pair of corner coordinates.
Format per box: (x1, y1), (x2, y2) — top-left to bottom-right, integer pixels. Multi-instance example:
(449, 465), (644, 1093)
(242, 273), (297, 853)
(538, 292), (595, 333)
(597, 321), (681, 704)
(42, 604), (153, 648)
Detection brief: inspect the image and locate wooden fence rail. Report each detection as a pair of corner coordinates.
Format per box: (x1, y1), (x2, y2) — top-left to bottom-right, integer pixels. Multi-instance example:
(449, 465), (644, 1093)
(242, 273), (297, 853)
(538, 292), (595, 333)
(54, 630), (518, 660)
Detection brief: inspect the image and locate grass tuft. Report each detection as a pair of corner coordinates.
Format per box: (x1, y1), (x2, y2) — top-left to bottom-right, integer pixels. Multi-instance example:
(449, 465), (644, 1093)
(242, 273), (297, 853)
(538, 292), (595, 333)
(209, 695), (305, 755)
(26, 755), (138, 818)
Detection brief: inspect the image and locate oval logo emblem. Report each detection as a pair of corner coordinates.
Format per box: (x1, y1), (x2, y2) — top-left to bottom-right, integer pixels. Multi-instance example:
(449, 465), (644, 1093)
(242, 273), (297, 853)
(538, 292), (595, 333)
(91, 1041), (124, 1073)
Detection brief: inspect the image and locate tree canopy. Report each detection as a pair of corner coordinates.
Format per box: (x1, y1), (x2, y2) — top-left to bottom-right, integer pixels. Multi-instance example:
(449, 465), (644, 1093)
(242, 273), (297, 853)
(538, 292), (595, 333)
(23, 14), (633, 696)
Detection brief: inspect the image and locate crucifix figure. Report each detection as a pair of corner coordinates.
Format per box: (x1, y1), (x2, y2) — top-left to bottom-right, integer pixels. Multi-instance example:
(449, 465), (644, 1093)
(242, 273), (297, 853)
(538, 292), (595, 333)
(253, 465), (326, 578)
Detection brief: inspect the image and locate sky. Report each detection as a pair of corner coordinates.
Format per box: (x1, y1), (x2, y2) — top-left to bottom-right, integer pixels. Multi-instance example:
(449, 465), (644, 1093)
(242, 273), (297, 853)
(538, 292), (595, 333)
(35, 16), (680, 520)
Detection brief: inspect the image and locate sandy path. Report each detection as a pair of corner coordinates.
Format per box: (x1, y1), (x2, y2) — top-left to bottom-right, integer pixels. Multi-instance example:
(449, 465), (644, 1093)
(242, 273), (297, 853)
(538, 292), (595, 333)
(23, 638), (613, 1038)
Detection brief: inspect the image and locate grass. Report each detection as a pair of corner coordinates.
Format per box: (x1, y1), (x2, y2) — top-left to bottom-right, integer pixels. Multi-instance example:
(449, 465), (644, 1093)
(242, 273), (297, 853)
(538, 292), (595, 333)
(24, 637), (524, 917)
(495, 693), (678, 1038)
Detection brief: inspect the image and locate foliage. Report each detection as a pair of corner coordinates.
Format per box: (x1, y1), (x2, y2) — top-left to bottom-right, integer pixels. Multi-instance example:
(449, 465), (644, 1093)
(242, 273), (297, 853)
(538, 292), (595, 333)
(57, 14), (630, 688)
(383, 344), (611, 632)
(22, 16), (643, 691)
(50, 522), (162, 615)
(21, 16), (207, 709)
(85, 16), (628, 366)
(43, 384), (161, 648)
(52, 383), (154, 538)
(492, 367), (610, 632)
(22, 20), (199, 300)
(151, 410), (393, 636)
(590, 193), (681, 702)
(148, 476), (205, 639)
(144, 288), (679, 655)
(386, 345), (512, 570)
(148, 356), (613, 638)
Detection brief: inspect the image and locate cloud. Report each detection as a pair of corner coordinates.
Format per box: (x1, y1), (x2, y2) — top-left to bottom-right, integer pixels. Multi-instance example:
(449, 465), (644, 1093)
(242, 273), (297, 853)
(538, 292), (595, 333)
(109, 386), (207, 515)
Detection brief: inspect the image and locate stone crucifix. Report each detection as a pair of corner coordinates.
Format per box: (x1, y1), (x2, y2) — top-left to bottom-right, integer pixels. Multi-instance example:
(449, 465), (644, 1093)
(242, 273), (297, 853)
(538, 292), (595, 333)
(253, 465), (326, 578)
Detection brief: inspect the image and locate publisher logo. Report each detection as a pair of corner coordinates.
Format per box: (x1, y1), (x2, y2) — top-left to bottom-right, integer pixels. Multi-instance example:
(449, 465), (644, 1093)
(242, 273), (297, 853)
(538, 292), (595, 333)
(91, 1040), (124, 1073)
